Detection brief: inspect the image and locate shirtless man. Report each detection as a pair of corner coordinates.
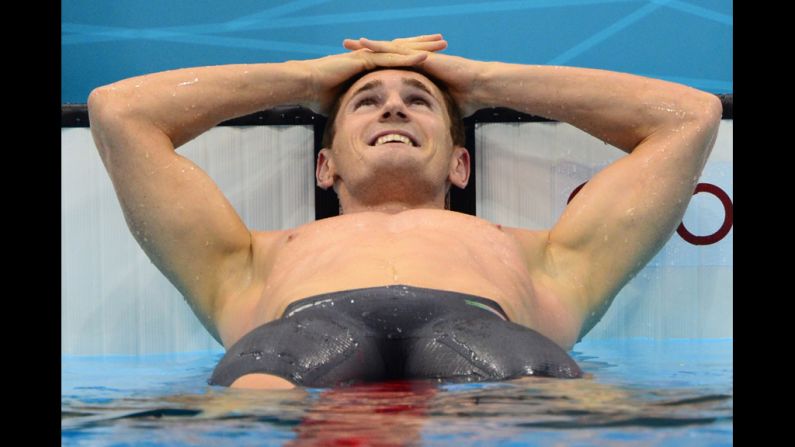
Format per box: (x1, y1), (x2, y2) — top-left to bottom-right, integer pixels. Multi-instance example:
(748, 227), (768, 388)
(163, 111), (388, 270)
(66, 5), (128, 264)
(87, 34), (722, 390)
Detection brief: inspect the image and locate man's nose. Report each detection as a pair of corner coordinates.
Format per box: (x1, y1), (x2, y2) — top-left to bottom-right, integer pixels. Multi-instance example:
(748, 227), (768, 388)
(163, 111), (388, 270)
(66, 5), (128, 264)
(380, 96), (408, 121)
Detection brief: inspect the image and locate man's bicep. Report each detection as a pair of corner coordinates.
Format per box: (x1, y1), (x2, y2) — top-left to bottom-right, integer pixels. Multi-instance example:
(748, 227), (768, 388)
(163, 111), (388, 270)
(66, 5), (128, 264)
(545, 114), (720, 314)
(94, 123), (253, 322)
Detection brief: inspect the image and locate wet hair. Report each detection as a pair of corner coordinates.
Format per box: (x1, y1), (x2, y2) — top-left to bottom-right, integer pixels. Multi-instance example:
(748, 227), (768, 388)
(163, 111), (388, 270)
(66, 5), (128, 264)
(320, 66), (466, 211)
(321, 66), (465, 150)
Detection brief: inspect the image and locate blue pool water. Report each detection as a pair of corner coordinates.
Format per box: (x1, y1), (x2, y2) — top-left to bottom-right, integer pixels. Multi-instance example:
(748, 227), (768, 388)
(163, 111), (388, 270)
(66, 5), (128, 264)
(62, 339), (732, 446)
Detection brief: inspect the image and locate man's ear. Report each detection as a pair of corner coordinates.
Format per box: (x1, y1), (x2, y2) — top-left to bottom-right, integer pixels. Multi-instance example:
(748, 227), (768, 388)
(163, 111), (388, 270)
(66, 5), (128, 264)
(448, 146), (470, 189)
(316, 148), (336, 190)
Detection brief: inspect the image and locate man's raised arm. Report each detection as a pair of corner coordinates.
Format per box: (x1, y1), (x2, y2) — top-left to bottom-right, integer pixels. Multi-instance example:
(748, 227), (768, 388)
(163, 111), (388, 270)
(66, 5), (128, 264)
(467, 62), (722, 338)
(87, 60), (318, 342)
(86, 39), (441, 343)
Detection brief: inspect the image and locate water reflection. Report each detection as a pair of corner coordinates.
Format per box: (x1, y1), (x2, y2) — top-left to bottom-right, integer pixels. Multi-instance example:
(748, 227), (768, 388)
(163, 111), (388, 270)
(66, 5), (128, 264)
(63, 375), (730, 446)
(62, 341), (733, 445)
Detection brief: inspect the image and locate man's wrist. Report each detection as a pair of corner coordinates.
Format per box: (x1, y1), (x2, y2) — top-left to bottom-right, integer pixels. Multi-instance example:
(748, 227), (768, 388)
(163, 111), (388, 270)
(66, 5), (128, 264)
(464, 61), (498, 112)
(282, 60), (317, 109)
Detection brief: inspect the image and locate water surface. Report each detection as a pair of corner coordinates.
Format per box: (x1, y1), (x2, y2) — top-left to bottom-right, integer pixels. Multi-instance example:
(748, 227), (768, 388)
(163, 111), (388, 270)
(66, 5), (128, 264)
(62, 338), (732, 446)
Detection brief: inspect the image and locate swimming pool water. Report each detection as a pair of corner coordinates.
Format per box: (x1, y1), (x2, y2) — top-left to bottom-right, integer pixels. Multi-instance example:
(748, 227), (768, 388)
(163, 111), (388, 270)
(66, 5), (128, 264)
(62, 339), (732, 446)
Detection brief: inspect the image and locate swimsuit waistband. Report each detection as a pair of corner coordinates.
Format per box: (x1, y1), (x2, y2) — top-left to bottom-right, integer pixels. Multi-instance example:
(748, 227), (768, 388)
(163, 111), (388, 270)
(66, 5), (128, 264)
(283, 284), (509, 321)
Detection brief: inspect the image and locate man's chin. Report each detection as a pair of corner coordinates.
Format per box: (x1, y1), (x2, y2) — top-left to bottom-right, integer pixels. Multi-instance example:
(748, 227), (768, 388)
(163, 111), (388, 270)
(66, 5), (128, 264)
(358, 154), (423, 172)
(364, 147), (423, 160)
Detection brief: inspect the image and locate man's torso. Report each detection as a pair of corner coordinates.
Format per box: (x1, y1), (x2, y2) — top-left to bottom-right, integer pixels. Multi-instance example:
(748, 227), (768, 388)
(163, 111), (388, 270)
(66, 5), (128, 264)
(214, 209), (585, 350)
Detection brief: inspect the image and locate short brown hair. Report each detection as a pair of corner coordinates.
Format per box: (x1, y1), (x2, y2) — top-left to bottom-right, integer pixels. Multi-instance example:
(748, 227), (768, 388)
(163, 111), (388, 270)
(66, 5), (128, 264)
(320, 67), (465, 149)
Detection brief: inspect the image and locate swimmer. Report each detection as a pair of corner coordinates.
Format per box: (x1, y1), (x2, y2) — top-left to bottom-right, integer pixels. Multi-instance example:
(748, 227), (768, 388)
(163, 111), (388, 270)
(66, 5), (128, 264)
(87, 34), (722, 389)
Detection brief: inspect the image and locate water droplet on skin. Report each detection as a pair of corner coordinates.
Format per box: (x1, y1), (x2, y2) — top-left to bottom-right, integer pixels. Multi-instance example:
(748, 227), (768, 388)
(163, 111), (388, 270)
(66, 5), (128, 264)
(177, 78), (199, 87)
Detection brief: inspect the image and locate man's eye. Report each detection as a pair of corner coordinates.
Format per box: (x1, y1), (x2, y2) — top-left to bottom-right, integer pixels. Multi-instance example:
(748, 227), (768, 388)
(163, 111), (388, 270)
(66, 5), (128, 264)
(354, 97), (377, 109)
(409, 96), (430, 107)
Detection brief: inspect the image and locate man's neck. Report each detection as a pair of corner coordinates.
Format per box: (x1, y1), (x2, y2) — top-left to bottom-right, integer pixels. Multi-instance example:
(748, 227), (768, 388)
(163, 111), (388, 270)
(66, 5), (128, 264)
(340, 200), (444, 215)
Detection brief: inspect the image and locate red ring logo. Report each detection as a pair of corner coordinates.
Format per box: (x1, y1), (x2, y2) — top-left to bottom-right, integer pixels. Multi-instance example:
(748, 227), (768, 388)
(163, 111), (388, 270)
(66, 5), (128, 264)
(567, 182), (732, 246)
(676, 183), (733, 245)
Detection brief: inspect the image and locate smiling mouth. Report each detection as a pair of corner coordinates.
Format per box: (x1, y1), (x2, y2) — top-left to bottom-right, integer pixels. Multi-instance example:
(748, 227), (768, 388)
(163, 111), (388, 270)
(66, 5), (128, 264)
(368, 133), (419, 147)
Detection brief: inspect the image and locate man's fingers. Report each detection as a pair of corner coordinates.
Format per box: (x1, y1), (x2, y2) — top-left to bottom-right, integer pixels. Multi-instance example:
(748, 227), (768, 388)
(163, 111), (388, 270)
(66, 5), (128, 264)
(394, 34), (443, 43)
(343, 35), (446, 53)
(412, 40), (447, 51)
(359, 38), (411, 55)
(366, 51), (428, 68)
(342, 38), (362, 51)
(374, 51), (428, 66)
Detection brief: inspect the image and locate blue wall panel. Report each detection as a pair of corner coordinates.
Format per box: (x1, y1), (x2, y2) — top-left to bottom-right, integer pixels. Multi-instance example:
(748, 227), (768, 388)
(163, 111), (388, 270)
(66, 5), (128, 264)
(62, 0), (732, 103)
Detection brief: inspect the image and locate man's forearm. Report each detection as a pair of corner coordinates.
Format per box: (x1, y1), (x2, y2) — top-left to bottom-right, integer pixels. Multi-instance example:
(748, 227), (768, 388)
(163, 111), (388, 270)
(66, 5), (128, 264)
(88, 61), (312, 149)
(472, 62), (721, 153)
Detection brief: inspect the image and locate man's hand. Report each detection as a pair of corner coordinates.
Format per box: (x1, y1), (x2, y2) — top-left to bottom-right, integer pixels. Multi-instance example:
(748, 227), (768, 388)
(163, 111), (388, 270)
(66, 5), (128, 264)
(341, 34), (448, 53)
(300, 35), (447, 114)
(343, 35), (490, 116)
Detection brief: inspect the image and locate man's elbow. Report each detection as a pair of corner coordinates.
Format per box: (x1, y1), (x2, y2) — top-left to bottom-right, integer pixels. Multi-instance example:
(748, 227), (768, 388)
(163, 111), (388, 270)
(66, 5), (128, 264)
(87, 85), (133, 155)
(87, 87), (109, 130)
(703, 93), (724, 123)
(88, 83), (140, 130)
(686, 94), (723, 162)
(87, 85), (119, 124)
(690, 92), (723, 126)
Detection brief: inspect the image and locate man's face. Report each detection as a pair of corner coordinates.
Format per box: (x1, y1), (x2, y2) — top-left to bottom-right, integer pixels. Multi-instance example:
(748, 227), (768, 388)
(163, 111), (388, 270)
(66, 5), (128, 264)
(318, 69), (466, 207)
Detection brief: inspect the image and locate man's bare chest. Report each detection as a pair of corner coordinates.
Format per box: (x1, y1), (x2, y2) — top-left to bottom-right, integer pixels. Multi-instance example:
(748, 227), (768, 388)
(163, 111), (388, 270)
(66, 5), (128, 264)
(268, 210), (531, 283)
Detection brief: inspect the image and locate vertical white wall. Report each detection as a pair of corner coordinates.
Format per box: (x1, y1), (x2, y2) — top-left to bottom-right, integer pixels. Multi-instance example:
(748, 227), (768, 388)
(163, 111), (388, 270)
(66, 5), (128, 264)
(61, 126), (315, 355)
(476, 121), (733, 340)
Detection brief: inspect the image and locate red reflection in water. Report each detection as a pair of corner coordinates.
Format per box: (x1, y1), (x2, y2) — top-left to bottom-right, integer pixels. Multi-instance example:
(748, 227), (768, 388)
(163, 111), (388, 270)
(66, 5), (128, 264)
(286, 380), (439, 447)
